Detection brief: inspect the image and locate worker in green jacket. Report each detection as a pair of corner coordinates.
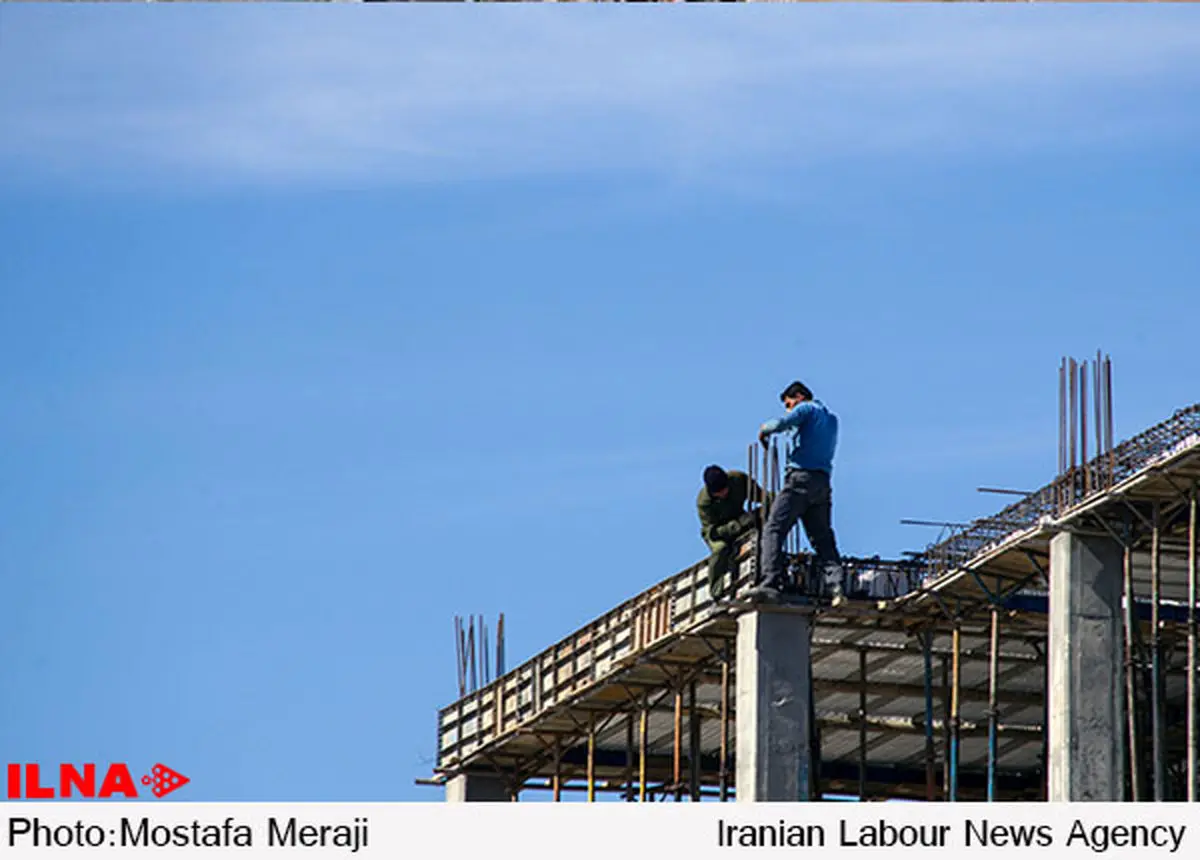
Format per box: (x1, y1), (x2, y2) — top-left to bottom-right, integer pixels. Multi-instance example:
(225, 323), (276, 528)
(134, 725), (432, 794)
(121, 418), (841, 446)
(697, 465), (767, 601)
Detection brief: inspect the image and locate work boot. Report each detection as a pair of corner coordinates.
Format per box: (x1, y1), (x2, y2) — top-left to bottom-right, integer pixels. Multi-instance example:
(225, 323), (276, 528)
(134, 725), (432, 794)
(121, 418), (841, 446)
(744, 578), (784, 601)
(822, 563), (846, 601)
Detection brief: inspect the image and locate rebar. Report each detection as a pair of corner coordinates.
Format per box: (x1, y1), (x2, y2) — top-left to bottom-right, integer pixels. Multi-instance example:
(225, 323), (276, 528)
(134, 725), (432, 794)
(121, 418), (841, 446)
(454, 617), (465, 697)
(1105, 355), (1115, 484)
(1094, 350), (1103, 486)
(1070, 357), (1078, 483)
(747, 443), (755, 509)
(921, 391), (1200, 582)
(1081, 360), (1090, 495)
(481, 617), (490, 686)
(1059, 358), (1067, 479)
(497, 613), (506, 678)
(469, 620), (478, 694)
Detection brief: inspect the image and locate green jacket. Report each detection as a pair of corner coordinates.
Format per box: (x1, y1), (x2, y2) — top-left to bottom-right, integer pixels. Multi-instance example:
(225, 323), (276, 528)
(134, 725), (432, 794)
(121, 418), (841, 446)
(696, 470), (767, 544)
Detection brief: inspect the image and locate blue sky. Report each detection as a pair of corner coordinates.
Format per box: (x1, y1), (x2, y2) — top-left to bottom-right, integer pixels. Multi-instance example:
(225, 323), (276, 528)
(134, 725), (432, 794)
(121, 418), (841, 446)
(1, 6), (1198, 802)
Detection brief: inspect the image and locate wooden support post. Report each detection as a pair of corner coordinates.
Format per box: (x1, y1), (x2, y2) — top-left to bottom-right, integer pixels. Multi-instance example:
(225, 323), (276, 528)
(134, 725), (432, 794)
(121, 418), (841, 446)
(552, 737), (562, 803)
(987, 606), (1000, 803)
(587, 713), (596, 803)
(625, 712), (635, 802)
(720, 641), (731, 802)
(941, 655), (951, 801)
(923, 630), (936, 801)
(639, 694), (648, 803)
(673, 686), (683, 802)
(689, 681), (701, 802)
(858, 648), (868, 801)
(950, 623), (962, 802)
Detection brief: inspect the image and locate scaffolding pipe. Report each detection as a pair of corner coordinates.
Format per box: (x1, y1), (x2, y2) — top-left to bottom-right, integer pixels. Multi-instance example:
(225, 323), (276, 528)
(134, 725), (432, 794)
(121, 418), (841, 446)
(1041, 643), (1050, 802)
(625, 713), (634, 802)
(923, 630), (936, 801)
(809, 659), (821, 801)
(552, 737), (562, 803)
(1122, 535), (1142, 801)
(689, 681), (701, 802)
(950, 623), (962, 802)
(941, 656), (951, 801)
(639, 696), (648, 803)
(987, 606), (1000, 803)
(587, 713), (596, 803)
(720, 641), (731, 802)
(858, 648), (868, 801)
(673, 687), (683, 802)
(1190, 485), (1198, 802)
(1152, 505), (1165, 802)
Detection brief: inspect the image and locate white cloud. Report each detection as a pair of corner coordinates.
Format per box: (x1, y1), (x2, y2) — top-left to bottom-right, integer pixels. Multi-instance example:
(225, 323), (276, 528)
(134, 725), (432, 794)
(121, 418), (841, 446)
(2, 7), (1199, 188)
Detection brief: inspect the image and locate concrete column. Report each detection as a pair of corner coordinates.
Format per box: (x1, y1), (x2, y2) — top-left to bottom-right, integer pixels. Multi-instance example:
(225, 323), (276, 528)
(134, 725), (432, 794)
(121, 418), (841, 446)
(445, 772), (510, 802)
(735, 607), (813, 801)
(1047, 530), (1125, 801)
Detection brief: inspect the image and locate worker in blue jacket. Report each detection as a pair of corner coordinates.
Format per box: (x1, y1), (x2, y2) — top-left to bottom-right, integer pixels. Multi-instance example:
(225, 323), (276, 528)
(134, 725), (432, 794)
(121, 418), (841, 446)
(751, 380), (846, 599)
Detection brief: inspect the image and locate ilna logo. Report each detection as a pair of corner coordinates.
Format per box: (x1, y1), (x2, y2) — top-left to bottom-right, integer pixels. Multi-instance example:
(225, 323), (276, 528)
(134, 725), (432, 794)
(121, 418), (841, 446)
(6, 763), (190, 799)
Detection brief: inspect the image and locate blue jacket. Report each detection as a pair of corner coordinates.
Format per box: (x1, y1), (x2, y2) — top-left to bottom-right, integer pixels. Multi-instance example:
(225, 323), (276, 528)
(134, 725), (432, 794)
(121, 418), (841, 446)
(761, 399), (838, 475)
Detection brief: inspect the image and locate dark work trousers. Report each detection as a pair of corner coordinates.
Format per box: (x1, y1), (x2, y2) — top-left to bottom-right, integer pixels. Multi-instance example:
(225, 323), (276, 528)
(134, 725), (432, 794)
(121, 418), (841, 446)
(704, 538), (735, 600)
(760, 468), (841, 588)
(704, 512), (756, 600)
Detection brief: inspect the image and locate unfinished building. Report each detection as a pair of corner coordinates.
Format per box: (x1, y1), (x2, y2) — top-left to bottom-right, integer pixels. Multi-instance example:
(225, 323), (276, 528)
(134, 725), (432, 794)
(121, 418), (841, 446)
(422, 357), (1200, 802)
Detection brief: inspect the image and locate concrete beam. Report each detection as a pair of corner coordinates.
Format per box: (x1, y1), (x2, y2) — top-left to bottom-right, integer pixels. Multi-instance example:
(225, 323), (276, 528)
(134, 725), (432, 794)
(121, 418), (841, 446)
(445, 772), (511, 803)
(736, 608), (814, 801)
(1047, 531), (1125, 801)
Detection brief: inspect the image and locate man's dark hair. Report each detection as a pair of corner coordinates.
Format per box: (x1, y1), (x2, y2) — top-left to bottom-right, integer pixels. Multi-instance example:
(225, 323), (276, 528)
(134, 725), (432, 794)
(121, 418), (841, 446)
(703, 465), (729, 494)
(781, 381), (813, 402)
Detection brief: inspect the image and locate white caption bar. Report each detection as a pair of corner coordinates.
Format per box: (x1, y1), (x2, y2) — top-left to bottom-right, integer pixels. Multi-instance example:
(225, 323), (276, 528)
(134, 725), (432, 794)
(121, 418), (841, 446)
(2, 802), (1196, 858)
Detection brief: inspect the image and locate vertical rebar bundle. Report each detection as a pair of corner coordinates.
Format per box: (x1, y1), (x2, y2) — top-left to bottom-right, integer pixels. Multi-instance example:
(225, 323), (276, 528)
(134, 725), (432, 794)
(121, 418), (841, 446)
(453, 613), (507, 696)
(1058, 352), (1115, 512)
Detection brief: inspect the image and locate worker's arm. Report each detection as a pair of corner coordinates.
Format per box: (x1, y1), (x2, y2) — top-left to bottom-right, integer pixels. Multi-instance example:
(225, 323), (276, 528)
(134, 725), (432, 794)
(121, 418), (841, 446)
(713, 513), (756, 541)
(699, 500), (754, 544)
(697, 501), (725, 544)
(759, 401), (813, 443)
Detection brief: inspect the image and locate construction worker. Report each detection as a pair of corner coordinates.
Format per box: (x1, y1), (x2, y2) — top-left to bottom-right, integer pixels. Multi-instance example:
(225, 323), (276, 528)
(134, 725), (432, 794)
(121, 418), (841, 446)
(751, 380), (845, 599)
(697, 465), (766, 601)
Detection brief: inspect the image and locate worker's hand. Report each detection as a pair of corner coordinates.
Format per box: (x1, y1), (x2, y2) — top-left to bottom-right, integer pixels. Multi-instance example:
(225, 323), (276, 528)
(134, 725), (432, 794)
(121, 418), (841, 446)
(758, 430), (769, 448)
